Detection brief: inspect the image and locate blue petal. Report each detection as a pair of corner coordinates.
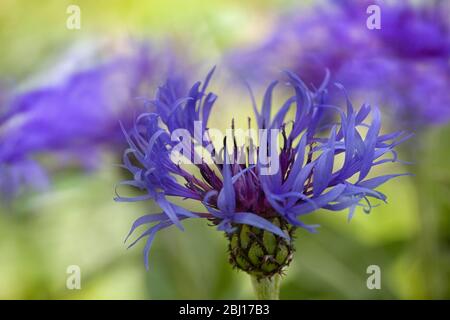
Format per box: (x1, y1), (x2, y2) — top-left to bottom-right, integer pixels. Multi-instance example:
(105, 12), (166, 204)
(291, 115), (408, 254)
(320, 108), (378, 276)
(285, 213), (320, 233)
(292, 162), (314, 192)
(217, 153), (236, 214)
(143, 221), (174, 270)
(114, 193), (153, 203)
(125, 213), (167, 243)
(323, 196), (362, 211)
(358, 173), (410, 189)
(347, 205), (357, 222)
(270, 96), (295, 130)
(313, 127), (336, 196)
(343, 113), (356, 170)
(199, 66), (216, 102)
(156, 195), (184, 230)
(232, 212), (289, 240)
(343, 183), (386, 201)
(358, 107), (381, 181)
(216, 219), (236, 234)
(260, 80), (278, 128)
(284, 134), (307, 190)
(291, 183), (346, 216)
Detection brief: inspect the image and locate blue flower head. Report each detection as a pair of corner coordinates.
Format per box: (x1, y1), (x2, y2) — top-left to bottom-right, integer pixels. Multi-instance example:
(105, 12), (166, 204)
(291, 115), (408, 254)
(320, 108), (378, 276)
(116, 68), (410, 275)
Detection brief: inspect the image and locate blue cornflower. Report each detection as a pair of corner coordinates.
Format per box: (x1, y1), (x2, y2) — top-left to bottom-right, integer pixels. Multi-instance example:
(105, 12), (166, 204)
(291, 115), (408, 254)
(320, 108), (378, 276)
(116, 68), (410, 276)
(115, 70), (408, 277)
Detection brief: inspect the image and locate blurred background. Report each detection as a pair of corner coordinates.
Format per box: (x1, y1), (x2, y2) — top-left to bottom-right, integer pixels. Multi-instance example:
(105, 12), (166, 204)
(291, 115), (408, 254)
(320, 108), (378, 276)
(0, 0), (449, 299)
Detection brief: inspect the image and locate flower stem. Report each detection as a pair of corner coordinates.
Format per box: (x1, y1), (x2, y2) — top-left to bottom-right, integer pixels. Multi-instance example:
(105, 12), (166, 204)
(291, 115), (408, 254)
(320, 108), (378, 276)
(250, 274), (281, 300)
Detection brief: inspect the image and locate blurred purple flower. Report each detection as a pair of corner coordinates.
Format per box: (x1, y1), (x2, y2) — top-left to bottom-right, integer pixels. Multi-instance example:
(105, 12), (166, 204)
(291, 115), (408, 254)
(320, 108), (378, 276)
(227, 0), (450, 127)
(115, 69), (409, 270)
(0, 45), (159, 199)
(0, 159), (49, 202)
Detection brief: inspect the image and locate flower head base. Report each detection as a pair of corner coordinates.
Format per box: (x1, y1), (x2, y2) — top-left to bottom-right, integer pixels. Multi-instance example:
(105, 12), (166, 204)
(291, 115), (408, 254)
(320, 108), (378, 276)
(116, 68), (410, 275)
(229, 218), (295, 278)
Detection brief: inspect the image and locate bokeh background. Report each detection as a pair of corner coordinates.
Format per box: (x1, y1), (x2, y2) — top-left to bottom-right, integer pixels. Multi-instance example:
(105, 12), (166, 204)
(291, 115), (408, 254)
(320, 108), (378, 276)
(0, 0), (449, 299)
